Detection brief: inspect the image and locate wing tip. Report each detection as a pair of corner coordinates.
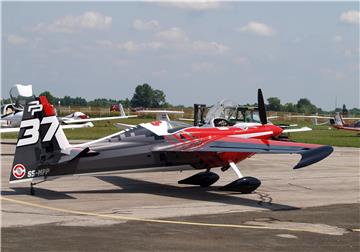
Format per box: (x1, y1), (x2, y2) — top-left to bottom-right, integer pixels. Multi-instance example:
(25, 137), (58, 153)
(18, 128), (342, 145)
(293, 145), (334, 169)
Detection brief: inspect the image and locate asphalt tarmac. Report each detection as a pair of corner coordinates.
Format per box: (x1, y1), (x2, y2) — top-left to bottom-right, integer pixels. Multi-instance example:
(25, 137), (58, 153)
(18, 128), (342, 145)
(1, 140), (359, 251)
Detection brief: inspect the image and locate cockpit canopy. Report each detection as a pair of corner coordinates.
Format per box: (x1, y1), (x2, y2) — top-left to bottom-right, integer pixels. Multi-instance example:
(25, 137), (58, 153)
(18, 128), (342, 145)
(167, 121), (192, 133)
(205, 99), (261, 126)
(9, 84), (34, 108)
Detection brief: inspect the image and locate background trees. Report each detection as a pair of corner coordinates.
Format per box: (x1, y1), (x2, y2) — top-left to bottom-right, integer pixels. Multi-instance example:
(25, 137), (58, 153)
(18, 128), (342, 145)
(2, 85), (356, 115)
(267, 97), (282, 111)
(130, 83), (166, 108)
(296, 98), (317, 114)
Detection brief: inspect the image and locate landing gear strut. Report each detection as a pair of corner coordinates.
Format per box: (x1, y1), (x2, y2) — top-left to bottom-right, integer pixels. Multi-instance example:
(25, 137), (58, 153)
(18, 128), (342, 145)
(30, 183), (34, 195)
(220, 161), (261, 194)
(29, 179), (46, 196)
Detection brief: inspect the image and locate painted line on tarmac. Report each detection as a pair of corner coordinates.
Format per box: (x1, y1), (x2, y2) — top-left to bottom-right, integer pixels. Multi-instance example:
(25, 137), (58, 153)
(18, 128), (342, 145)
(0, 196), (355, 234)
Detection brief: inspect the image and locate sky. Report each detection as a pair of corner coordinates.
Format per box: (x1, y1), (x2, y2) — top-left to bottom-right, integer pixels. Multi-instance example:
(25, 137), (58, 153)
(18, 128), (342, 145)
(2, 1), (359, 110)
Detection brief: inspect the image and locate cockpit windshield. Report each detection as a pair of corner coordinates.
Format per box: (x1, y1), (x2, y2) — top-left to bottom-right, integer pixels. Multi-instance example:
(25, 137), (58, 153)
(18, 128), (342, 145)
(205, 99), (261, 125)
(167, 121), (192, 133)
(205, 99), (237, 123)
(9, 84), (34, 108)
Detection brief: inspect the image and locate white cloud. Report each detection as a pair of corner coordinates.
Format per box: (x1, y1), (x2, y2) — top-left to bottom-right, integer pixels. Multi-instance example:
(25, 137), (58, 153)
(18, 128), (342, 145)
(114, 59), (133, 66)
(158, 0), (222, 11)
(188, 40), (228, 54)
(322, 68), (345, 80)
(118, 40), (165, 53)
(232, 57), (249, 65)
(156, 27), (189, 42)
(33, 11), (112, 33)
(155, 26), (228, 55)
(133, 19), (160, 30)
(151, 69), (167, 77)
(339, 10), (360, 25)
(238, 21), (276, 37)
(191, 62), (215, 72)
(96, 40), (113, 48)
(332, 35), (343, 42)
(7, 34), (27, 45)
(49, 47), (71, 54)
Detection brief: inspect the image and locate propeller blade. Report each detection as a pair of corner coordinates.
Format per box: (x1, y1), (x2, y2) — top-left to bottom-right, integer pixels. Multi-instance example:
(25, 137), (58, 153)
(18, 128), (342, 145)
(258, 88), (267, 125)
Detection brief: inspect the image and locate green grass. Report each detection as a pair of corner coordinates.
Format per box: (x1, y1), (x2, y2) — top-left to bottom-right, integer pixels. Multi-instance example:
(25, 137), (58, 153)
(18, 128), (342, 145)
(273, 121), (360, 148)
(2, 119), (359, 148)
(288, 125), (360, 147)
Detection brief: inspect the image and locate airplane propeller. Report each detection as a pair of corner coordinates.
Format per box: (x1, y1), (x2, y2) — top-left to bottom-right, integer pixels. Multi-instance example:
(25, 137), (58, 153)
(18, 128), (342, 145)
(257, 88), (267, 125)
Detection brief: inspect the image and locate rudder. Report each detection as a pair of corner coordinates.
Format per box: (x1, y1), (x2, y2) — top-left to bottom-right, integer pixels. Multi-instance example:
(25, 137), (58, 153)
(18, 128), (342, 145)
(10, 96), (71, 183)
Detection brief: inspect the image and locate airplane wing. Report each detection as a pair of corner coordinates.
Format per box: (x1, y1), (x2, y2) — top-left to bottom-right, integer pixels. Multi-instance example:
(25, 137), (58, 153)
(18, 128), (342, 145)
(155, 136), (333, 169)
(342, 117), (360, 120)
(61, 122), (94, 129)
(136, 110), (184, 122)
(282, 127), (312, 133)
(0, 127), (20, 133)
(288, 115), (332, 119)
(0, 122), (94, 133)
(136, 110), (184, 114)
(178, 118), (194, 122)
(115, 122), (136, 129)
(63, 115), (137, 124)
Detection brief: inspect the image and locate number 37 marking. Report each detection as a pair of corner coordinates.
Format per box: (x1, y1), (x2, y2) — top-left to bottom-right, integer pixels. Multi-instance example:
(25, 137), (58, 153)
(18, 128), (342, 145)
(17, 116), (59, 147)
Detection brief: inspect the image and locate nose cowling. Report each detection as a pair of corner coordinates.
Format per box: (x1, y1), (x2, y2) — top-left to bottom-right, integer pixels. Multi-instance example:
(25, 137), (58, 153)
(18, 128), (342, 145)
(270, 124), (283, 137)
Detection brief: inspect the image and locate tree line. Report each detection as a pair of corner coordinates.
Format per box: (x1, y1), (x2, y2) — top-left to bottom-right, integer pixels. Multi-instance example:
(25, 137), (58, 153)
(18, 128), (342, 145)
(1, 83), (358, 115)
(266, 96), (359, 115)
(36, 83), (168, 108)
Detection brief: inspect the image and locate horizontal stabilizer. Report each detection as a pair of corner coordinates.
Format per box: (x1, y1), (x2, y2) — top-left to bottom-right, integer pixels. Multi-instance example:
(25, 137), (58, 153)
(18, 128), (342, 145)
(59, 147), (98, 164)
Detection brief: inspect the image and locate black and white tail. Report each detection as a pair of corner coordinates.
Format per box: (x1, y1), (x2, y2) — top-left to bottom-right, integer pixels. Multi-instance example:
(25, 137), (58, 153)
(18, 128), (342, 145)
(10, 96), (82, 183)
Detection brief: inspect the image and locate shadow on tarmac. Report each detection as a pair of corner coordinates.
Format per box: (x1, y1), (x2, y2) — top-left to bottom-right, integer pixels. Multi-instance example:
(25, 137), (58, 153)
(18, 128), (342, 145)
(2, 175), (299, 211)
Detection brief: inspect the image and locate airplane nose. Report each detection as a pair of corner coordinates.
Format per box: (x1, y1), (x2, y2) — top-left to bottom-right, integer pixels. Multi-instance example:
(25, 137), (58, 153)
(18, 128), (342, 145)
(272, 125), (283, 136)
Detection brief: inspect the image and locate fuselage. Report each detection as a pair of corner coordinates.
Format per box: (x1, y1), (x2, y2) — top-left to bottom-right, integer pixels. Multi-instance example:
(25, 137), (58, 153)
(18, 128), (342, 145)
(69, 121), (284, 176)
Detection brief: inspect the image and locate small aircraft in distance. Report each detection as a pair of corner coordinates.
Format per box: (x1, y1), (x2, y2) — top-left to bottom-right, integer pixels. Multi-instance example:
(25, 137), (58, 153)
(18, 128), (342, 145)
(289, 112), (360, 132)
(1, 84), (137, 133)
(180, 100), (311, 134)
(115, 109), (184, 129)
(10, 89), (333, 195)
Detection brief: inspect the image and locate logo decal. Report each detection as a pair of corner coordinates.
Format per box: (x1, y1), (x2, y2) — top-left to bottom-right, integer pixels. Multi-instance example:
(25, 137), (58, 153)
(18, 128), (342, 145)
(12, 164), (26, 179)
(27, 101), (43, 116)
(151, 121), (161, 126)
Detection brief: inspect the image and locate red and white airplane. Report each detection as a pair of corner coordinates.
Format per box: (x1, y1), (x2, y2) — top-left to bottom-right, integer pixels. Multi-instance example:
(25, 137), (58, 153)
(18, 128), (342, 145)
(10, 89), (333, 195)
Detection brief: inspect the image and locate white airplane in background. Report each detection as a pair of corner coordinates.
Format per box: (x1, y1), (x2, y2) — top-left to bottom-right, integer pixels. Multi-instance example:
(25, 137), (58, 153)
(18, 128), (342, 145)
(1, 84), (137, 133)
(289, 112), (360, 132)
(115, 109), (185, 129)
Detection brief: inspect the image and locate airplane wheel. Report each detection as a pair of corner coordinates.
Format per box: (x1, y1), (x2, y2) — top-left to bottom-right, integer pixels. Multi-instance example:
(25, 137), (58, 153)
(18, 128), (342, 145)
(220, 176), (261, 193)
(178, 171), (220, 187)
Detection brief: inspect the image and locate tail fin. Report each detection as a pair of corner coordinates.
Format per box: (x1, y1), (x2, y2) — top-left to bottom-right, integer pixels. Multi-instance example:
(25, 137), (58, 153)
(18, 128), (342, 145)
(332, 112), (344, 126)
(10, 96), (72, 183)
(311, 113), (318, 126)
(119, 103), (126, 117)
